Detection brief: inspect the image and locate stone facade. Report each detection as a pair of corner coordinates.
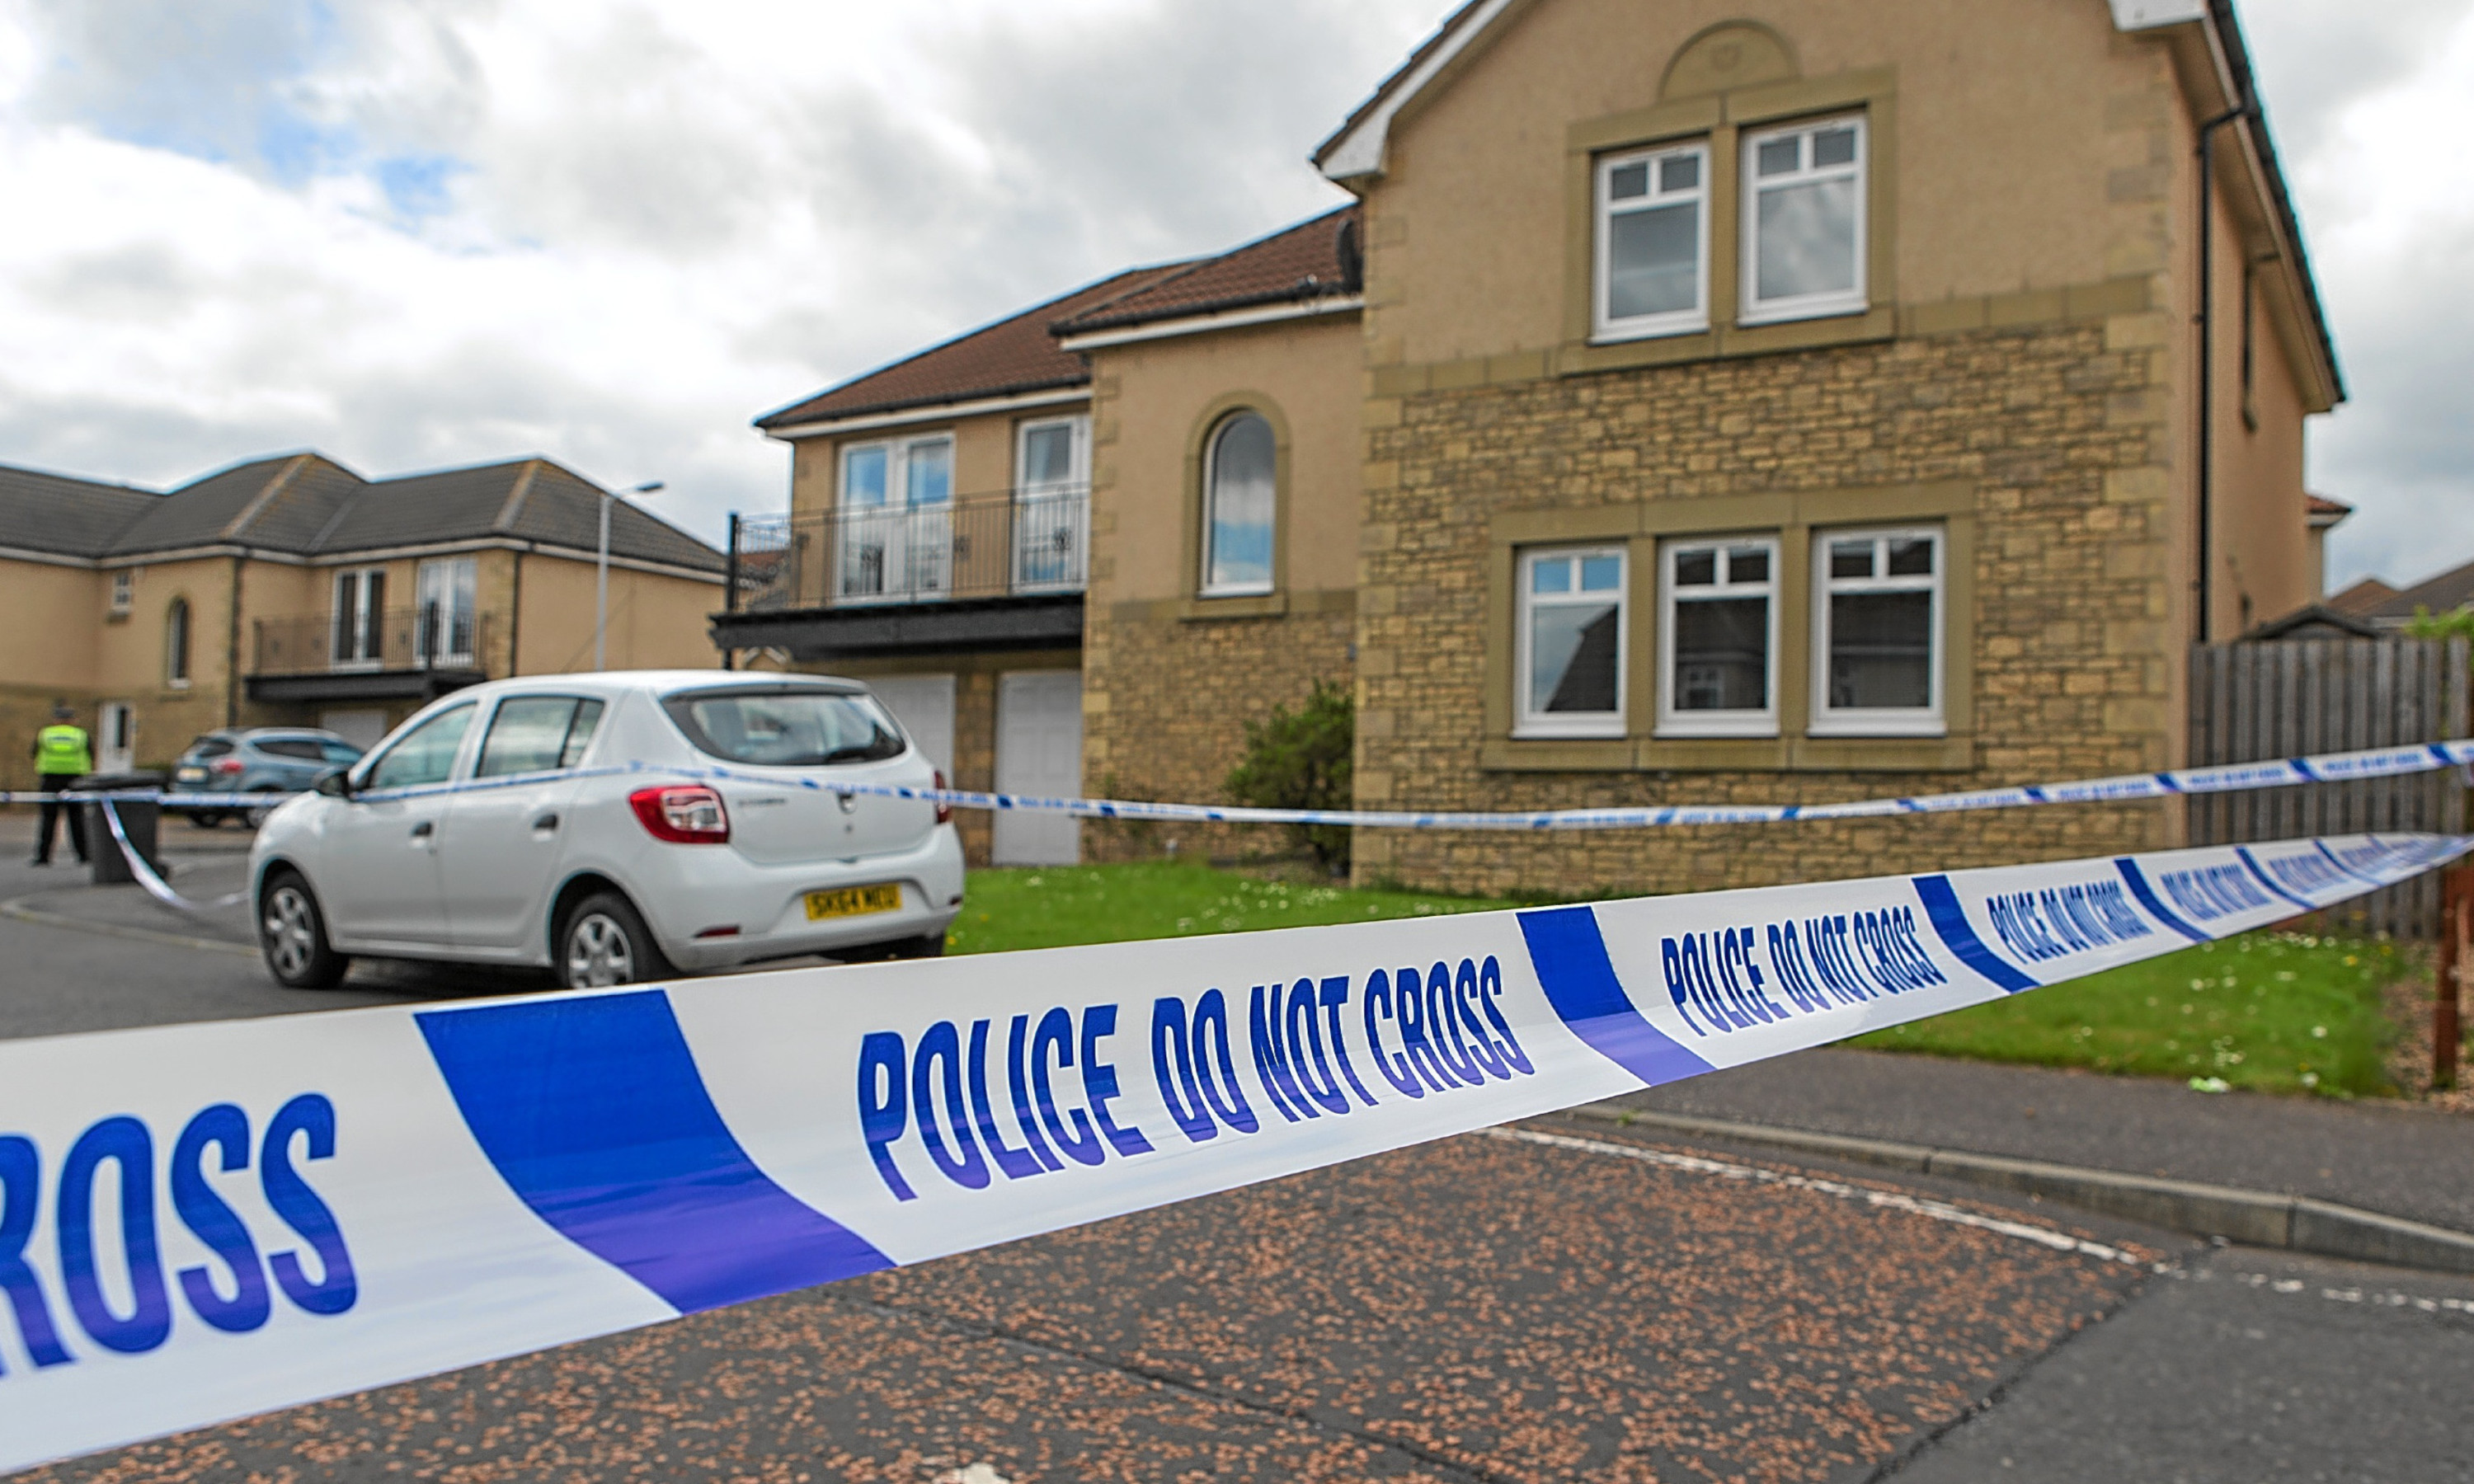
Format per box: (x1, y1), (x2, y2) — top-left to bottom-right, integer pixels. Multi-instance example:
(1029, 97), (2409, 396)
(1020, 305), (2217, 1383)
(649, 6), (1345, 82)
(1081, 599), (1356, 863)
(1355, 306), (2180, 899)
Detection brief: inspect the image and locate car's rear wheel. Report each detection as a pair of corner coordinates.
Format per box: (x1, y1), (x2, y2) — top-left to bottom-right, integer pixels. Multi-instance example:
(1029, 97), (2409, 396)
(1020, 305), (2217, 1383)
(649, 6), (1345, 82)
(557, 890), (675, 989)
(260, 870), (350, 989)
(188, 810), (225, 829)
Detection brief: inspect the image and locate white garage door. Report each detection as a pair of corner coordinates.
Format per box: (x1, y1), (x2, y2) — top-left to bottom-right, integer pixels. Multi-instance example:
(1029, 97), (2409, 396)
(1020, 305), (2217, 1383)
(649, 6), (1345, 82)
(318, 709), (390, 749)
(864, 674), (956, 779)
(995, 669), (1083, 866)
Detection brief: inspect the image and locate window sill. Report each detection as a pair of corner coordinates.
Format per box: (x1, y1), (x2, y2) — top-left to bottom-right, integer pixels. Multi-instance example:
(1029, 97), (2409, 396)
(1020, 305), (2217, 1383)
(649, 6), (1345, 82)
(1806, 717), (1947, 740)
(1478, 734), (1977, 774)
(1181, 592), (1286, 621)
(1590, 318), (1710, 347)
(1557, 306), (1893, 378)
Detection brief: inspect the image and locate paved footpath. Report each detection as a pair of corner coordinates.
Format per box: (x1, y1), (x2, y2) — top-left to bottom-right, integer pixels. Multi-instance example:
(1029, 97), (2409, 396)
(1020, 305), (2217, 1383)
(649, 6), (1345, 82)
(1605, 1044), (2474, 1237)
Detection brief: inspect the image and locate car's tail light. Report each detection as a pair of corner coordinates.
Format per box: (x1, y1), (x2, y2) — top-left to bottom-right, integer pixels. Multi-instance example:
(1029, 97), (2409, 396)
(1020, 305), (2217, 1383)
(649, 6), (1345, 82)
(629, 785), (730, 844)
(933, 770), (952, 826)
(211, 758), (243, 776)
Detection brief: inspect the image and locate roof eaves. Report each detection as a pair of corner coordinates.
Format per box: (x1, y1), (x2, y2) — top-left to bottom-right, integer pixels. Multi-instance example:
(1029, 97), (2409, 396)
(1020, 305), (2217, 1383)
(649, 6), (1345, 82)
(2205, 0), (2345, 407)
(1313, 0), (1522, 182)
(756, 373), (1095, 434)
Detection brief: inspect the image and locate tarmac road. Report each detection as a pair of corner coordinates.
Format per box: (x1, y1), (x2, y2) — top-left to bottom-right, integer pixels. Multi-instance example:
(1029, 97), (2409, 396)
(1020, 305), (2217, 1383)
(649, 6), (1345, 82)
(3, 815), (2472, 1482)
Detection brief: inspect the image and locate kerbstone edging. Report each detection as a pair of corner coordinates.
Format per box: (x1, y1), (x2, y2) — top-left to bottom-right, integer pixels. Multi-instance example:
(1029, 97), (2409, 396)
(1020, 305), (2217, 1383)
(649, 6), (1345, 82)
(1565, 1103), (2474, 1276)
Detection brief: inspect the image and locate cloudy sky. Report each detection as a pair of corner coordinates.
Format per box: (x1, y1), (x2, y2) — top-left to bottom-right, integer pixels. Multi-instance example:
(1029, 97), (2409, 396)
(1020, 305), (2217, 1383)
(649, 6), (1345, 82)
(0, 0), (2464, 593)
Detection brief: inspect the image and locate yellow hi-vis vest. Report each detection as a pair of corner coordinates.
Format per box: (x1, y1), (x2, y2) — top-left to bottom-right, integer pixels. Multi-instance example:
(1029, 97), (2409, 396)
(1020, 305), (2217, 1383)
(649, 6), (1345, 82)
(36, 724), (92, 776)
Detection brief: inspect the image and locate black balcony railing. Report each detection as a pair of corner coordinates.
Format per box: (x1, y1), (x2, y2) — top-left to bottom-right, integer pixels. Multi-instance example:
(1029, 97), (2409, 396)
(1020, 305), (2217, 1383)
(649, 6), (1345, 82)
(252, 605), (496, 679)
(728, 486), (1089, 613)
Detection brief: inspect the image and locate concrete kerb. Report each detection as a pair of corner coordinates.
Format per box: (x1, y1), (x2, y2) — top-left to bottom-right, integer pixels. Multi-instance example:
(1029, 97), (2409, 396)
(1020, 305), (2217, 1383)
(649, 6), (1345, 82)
(1564, 1102), (2474, 1277)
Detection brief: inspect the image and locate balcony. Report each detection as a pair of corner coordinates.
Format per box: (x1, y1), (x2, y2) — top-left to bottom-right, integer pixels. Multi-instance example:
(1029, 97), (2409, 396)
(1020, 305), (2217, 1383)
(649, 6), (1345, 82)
(247, 606), (495, 705)
(715, 487), (1089, 660)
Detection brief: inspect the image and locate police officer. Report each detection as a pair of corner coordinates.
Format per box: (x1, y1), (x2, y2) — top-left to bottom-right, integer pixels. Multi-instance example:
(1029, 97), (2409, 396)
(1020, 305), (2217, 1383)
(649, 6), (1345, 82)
(31, 702), (92, 866)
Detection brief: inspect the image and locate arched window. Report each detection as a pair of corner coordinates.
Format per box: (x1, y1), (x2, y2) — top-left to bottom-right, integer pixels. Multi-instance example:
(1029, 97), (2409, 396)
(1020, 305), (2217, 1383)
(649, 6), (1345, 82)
(165, 598), (191, 687)
(1202, 411), (1276, 596)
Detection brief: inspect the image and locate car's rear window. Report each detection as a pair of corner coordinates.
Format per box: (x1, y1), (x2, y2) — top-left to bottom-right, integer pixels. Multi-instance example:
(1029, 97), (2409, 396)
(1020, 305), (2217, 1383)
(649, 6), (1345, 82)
(662, 688), (905, 768)
(188, 737), (235, 758)
(255, 738), (327, 761)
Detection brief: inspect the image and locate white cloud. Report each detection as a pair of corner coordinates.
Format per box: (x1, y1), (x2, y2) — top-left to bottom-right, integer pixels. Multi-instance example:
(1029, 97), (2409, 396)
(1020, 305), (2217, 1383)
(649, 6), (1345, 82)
(0, 0), (1446, 541)
(0, 0), (2467, 598)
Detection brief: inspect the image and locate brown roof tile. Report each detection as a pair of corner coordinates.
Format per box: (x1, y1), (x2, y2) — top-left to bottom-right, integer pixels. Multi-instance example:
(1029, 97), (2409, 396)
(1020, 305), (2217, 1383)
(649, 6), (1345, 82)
(2327, 577), (2399, 617)
(1054, 206), (1361, 336)
(2307, 494), (2353, 520)
(755, 265), (1188, 432)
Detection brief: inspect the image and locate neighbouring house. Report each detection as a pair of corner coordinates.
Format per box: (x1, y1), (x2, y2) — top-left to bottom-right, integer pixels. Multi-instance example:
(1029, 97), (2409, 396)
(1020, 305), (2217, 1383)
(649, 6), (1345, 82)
(720, 0), (2341, 897)
(0, 453), (724, 790)
(2339, 556), (2474, 631)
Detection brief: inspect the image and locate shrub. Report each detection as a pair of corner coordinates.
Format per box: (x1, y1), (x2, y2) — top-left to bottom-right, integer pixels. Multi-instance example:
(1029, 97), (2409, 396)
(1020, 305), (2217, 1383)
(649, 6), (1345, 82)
(1225, 679), (1354, 872)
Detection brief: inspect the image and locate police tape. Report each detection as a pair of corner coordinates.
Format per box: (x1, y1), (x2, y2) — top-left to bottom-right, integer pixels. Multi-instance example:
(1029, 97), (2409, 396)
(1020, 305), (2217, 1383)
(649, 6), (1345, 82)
(94, 801), (250, 914)
(7, 734), (2474, 829)
(0, 829), (2463, 1471)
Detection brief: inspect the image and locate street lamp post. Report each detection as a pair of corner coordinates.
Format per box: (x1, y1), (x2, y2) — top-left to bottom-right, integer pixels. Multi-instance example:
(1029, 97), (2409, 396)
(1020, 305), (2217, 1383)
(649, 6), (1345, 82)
(597, 479), (666, 671)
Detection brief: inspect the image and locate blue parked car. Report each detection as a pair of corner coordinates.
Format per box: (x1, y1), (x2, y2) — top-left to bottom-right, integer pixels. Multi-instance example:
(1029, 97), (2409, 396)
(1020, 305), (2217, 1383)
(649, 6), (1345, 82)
(171, 729), (366, 827)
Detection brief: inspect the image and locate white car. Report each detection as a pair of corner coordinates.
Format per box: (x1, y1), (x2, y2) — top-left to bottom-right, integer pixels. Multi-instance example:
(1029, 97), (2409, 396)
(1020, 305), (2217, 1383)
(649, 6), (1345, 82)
(249, 671), (965, 990)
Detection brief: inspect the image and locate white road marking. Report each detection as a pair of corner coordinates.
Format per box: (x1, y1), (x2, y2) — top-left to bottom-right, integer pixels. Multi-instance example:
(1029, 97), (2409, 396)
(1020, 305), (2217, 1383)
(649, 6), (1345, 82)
(1488, 1125), (2146, 1266)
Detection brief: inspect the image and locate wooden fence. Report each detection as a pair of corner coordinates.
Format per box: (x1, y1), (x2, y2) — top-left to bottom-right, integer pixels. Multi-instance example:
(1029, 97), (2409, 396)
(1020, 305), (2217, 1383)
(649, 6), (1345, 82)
(2188, 636), (2471, 939)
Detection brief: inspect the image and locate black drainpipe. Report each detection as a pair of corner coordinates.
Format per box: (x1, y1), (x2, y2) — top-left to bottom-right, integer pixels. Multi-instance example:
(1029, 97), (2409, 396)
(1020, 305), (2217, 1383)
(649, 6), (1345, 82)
(2194, 101), (2251, 644)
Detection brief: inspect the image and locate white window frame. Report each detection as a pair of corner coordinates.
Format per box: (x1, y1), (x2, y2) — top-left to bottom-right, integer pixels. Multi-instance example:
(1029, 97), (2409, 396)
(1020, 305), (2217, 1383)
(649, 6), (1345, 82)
(331, 565), (387, 670)
(840, 433), (955, 511)
(1014, 416), (1088, 499)
(1809, 525), (1945, 738)
(108, 571), (133, 615)
(1200, 411), (1277, 599)
(1739, 114), (1868, 326)
(1593, 140), (1711, 342)
(415, 556), (477, 666)
(1014, 416), (1090, 594)
(1515, 546), (1629, 740)
(836, 434), (956, 605)
(165, 598), (191, 689)
(1657, 535), (1780, 739)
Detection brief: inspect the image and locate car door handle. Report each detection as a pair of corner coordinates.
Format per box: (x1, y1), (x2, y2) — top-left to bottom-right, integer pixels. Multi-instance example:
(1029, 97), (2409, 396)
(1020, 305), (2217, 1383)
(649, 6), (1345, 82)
(532, 813), (559, 831)
(410, 821), (434, 840)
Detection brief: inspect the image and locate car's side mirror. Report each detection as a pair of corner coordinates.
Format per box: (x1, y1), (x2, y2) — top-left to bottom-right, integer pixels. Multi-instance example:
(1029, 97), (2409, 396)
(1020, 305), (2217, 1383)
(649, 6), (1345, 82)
(314, 768), (355, 800)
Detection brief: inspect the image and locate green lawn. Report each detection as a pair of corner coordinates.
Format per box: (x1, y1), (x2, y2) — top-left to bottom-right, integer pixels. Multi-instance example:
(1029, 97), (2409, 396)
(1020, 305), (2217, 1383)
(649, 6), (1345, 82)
(943, 860), (1491, 956)
(947, 864), (2414, 1099)
(1851, 932), (2411, 1097)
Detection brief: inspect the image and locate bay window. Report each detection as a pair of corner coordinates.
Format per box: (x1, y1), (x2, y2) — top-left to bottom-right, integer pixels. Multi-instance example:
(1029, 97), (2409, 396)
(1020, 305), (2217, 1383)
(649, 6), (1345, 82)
(1517, 547), (1626, 737)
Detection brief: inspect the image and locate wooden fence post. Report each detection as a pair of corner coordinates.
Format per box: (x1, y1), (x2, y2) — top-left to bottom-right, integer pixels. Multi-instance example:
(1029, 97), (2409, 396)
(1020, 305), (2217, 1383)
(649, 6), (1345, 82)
(2440, 864), (2472, 1092)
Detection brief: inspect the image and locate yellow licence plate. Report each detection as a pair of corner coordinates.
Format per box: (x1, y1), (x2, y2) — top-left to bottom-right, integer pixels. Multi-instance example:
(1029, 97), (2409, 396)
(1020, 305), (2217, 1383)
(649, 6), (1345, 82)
(806, 884), (902, 922)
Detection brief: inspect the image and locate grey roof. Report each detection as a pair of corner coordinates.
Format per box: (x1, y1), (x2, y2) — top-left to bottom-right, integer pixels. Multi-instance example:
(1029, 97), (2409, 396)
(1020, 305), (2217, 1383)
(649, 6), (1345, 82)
(0, 463), (161, 557)
(2360, 558), (2474, 626)
(0, 453), (722, 573)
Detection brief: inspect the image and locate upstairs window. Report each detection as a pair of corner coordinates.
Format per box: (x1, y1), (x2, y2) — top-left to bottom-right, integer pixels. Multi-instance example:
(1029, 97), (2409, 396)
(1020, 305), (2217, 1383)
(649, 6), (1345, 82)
(165, 598), (191, 688)
(1658, 538), (1778, 737)
(1202, 411), (1276, 596)
(1595, 143), (1710, 340)
(1517, 547), (1626, 738)
(1812, 528), (1944, 736)
(1742, 116), (1866, 324)
(332, 566), (386, 666)
(108, 571), (132, 615)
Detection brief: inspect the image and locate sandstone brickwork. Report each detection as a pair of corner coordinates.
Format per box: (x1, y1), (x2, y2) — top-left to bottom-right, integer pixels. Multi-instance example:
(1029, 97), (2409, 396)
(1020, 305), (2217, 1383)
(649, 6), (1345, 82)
(1354, 312), (2180, 898)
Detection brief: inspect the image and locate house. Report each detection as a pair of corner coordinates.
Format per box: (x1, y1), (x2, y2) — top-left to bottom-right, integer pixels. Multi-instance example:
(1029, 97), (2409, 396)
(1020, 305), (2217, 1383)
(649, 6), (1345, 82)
(0, 453), (724, 789)
(2340, 556), (2474, 631)
(721, 0), (2340, 897)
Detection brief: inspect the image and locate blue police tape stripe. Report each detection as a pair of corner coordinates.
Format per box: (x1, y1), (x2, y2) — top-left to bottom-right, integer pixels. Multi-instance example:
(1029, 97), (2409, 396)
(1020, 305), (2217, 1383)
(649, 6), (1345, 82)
(1910, 875), (2039, 993)
(415, 991), (893, 1314)
(2232, 846), (2321, 916)
(2111, 857), (2210, 944)
(1515, 907), (1714, 1086)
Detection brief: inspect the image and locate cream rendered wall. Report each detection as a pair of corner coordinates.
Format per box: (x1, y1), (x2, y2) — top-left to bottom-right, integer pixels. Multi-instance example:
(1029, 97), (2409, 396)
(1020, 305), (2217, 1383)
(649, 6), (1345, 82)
(510, 552), (722, 674)
(1089, 314), (1363, 605)
(0, 558), (103, 688)
(1372, 0), (2176, 364)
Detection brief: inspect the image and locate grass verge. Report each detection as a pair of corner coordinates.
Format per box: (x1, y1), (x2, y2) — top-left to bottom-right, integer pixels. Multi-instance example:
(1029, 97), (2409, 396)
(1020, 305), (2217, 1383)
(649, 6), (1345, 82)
(1851, 930), (2411, 1097)
(943, 860), (1490, 956)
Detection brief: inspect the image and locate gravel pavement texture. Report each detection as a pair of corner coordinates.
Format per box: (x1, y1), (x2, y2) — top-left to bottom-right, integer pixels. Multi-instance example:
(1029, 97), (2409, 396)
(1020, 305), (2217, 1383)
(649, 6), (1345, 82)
(21, 1126), (2175, 1484)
